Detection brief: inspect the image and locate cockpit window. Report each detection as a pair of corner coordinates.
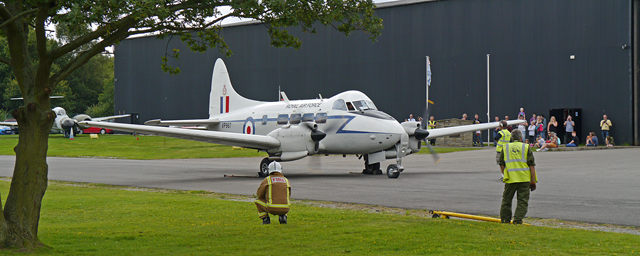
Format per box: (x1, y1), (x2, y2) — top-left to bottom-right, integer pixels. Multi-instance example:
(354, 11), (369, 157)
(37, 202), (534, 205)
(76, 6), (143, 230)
(348, 100), (376, 111)
(57, 109), (65, 116)
(332, 99), (347, 111)
(346, 102), (355, 111)
(351, 100), (366, 110)
(365, 100), (377, 110)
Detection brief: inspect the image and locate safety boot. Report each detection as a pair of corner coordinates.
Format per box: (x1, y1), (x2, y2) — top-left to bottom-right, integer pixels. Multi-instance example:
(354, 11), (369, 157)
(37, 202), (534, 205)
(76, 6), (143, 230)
(279, 215), (287, 224)
(262, 216), (271, 225)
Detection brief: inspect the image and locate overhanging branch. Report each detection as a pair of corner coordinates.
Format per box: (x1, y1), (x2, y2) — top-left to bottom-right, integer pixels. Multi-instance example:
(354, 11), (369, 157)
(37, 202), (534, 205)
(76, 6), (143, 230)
(0, 8), (38, 30)
(50, 22), (136, 87)
(0, 55), (10, 65)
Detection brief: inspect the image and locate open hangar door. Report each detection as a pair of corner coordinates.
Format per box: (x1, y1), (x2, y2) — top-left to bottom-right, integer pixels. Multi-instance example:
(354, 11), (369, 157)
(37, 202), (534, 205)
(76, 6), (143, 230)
(549, 108), (582, 144)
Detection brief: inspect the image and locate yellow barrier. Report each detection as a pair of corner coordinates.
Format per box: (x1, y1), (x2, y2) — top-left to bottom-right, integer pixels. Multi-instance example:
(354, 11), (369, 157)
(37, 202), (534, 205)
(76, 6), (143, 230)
(90, 134), (99, 139)
(231, 146), (243, 150)
(429, 210), (529, 226)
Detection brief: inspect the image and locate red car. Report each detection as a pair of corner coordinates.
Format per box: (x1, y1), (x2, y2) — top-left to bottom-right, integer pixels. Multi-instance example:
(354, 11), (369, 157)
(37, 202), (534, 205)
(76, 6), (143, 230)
(80, 127), (114, 134)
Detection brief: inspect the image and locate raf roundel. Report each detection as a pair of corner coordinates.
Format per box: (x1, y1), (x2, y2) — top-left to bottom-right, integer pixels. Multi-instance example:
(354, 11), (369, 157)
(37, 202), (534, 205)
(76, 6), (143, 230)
(243, 117), (255, 134)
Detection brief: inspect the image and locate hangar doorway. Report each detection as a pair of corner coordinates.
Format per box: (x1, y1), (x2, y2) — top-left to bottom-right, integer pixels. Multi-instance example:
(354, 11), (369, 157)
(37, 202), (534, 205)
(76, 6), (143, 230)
(549, 108), (582, 144)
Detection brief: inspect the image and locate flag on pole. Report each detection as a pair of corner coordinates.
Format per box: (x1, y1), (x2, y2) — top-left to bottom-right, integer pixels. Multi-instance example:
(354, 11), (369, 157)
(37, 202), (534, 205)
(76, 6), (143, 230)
(427, 58), (432, 87)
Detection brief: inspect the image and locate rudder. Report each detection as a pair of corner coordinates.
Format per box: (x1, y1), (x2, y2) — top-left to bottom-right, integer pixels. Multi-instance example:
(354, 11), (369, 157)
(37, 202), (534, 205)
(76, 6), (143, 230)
(209, 58), (261, 118)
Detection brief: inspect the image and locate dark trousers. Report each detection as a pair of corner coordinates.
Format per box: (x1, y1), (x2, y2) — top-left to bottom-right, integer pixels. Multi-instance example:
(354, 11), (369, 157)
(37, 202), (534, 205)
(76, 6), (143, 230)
(500, 182), (531, 223)
(473, 133), (483, 146)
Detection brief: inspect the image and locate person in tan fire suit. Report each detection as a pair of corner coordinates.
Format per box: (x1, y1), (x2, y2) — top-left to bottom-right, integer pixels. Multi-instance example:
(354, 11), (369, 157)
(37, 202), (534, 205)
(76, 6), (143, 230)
(255, 162), (291, 224)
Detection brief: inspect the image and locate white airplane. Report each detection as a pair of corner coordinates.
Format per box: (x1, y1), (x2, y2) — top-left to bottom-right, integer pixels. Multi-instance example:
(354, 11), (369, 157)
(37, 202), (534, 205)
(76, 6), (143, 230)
(0, 106), (130, 136)
(80, 59), (524, 178)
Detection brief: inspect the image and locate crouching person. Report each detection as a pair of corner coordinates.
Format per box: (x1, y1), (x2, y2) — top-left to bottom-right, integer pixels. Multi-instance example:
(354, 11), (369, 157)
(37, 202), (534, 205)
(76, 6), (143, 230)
(255, 162), (291, 224)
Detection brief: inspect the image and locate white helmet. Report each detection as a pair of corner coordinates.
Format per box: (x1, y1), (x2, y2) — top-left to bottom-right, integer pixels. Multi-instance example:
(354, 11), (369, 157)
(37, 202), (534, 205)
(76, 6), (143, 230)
(268, 162), (282, 174)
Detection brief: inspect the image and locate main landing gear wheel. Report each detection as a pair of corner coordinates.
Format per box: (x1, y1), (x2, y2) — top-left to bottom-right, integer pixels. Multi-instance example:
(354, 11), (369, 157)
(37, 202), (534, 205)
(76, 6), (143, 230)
(259, 158), (271, 177)
(386, 164), (400, 179)
(362, 163), (381, 175)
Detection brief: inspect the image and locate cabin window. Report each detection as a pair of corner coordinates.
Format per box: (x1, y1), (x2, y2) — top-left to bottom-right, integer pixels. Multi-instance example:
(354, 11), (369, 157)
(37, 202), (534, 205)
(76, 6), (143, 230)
(290, 113), (302, 124)
(302, 113), (315, 122)
(277, 114), (289, 125)
(332, 99), (347, 111)
(261, 115), (268, 125)
(315, 113), (327, 124)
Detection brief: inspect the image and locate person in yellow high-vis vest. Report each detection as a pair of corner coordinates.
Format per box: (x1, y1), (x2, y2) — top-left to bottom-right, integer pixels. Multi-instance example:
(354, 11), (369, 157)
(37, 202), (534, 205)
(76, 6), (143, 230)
(255, 162), (291, 224)
(494, 121), (512, 180)
(498, 129), (538, 224)
(428, 116), (437, 146)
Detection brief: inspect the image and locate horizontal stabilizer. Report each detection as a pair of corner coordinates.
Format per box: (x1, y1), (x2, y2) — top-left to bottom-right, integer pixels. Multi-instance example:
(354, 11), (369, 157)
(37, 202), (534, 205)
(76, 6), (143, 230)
(144, 118), (220, 127)
(91, 114), (131, 122)
(426, 120), (525, 139)
(79, 121), (280, 150)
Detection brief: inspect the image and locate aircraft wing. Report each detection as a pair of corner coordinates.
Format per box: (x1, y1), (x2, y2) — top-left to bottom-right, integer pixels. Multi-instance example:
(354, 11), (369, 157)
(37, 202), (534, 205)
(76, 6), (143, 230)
(144, 118), (220, 127)
(91, 114), (131, 122)
(79, 121), (280, 149)
(0, 121), (18, 127)
(426, 120), (525, 139)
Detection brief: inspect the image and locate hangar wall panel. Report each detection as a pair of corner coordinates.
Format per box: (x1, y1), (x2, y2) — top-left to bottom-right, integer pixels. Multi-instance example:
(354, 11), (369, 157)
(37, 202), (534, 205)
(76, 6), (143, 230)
(115, 0), (636, 144)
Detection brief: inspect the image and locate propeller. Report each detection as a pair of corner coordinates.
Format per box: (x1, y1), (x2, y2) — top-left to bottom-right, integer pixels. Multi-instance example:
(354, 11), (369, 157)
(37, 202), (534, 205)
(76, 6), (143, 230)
(421, 100), (440, 163)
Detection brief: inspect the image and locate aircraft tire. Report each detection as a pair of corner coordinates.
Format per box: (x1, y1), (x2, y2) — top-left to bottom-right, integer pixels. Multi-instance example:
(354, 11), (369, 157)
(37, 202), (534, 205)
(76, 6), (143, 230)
(386, 164), (400, 178)
(259, 158), (271, 177)
(363, 163), (380, 175)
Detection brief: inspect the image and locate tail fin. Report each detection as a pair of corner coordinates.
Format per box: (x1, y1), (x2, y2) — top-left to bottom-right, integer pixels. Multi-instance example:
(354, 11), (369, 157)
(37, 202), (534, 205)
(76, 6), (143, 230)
(209, 58), (261, 118)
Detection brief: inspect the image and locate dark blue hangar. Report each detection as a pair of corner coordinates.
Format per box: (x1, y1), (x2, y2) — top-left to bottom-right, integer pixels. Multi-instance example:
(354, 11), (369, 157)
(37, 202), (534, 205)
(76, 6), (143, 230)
(114, 0), (640, 145)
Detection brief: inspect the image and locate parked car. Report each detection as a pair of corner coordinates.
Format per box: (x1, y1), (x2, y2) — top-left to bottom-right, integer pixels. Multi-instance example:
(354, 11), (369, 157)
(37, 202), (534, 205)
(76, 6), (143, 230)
(80, 127), (114, 134)
(0, 125), (12, 135)
(4, 119), (18, 134)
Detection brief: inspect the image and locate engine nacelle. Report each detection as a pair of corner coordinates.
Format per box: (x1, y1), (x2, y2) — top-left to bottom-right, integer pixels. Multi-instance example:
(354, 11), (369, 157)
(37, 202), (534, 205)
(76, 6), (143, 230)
(401, 121), (421, 135)
(409, 136), (422, 153)
(400, 121), (428, 154)
(73, 114), (92, 129)
(266, 123), (325, 161)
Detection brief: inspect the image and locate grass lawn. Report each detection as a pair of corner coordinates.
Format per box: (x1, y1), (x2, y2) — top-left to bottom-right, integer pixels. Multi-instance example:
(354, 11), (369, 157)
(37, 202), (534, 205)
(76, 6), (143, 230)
(0, 180), (637, 255)
(0, 134), (480, 159)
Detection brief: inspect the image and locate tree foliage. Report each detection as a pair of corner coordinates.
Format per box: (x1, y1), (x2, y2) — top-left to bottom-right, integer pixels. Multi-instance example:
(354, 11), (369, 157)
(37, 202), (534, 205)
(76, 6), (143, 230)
(0, 0), (382, 249)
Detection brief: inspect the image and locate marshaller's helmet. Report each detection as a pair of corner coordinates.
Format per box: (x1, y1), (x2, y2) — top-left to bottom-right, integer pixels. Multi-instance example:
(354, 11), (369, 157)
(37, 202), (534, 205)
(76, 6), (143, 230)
(268, 162), (282, 174)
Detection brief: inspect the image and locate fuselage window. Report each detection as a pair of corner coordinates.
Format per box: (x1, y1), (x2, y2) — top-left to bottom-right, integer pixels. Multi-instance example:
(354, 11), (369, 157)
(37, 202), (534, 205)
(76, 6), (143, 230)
(290, 113), (302, 124)
(332, 99), (347, 111)
(302, 113), (315, 122)
(315, 113), (327, 123)
(277, 114), (289, 125)
(261, 115), (268, 125)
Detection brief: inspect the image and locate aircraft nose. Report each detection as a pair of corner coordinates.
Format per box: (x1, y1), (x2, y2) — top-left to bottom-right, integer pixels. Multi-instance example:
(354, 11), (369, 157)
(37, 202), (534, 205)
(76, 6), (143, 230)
(61, 119), (75, 129)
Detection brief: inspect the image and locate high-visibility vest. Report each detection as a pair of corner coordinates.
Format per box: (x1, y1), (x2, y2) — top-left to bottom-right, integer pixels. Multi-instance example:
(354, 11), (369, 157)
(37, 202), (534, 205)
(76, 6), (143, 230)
(428, 120), (436, 130)
(266, 174), (291, 208)
(496, 129), (511, 152)
(503, 142), (538, 183)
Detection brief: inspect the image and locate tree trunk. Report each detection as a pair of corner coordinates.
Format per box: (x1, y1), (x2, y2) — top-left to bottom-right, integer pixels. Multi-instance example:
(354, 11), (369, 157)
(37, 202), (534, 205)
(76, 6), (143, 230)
(0, 97), (53, 248)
